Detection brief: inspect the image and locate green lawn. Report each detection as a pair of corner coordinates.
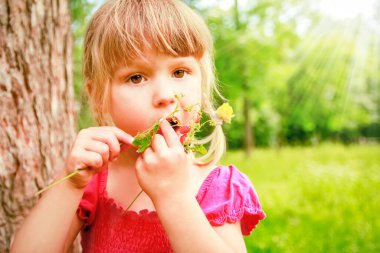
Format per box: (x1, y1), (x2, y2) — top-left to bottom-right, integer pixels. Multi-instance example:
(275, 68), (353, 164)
(221, 144), (380, 253)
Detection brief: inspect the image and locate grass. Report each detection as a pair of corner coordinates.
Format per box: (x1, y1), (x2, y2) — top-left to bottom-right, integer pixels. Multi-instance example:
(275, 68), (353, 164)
(221, 143), (380, 253)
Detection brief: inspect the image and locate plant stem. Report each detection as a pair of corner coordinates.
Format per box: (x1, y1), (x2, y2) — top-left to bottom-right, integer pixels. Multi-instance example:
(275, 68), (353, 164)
(34, 169), (82, 196)
(125, 189), (144, 212)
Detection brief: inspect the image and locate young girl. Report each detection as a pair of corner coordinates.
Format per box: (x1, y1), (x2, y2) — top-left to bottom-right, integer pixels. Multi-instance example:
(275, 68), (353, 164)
(12, 0), (265, 252)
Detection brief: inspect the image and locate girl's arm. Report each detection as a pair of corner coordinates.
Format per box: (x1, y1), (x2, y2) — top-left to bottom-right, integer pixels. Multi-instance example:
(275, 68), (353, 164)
(213, 223), (248, 253)
(11, 178), (84, 252)
(154, 193), (247, 253)
(11, 126), (134, 252)
(136, 121), (246, 253)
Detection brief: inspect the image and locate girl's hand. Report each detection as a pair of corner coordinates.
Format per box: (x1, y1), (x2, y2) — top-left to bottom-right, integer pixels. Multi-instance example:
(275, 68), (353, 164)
(64, 126), (134, 189)
(135, 120), (192, 203)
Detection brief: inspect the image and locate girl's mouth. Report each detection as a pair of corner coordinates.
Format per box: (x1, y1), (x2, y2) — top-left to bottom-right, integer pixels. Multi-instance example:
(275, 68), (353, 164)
(166, 115), (180, 131)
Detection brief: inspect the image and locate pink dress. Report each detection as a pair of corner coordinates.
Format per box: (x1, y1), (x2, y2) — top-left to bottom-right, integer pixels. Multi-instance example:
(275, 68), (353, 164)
(77, 165), (265, 252)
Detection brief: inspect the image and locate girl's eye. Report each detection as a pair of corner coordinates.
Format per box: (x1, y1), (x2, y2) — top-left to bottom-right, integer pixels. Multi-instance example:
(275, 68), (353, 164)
(173, 69), (186, 78)
(128, 74), (144, 84)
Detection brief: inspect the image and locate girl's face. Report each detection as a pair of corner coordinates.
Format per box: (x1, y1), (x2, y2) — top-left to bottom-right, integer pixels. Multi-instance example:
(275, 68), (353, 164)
(109, 49), (203, 136)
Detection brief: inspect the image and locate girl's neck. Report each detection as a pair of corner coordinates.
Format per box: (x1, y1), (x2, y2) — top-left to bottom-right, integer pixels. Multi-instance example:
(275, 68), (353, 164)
(111, 148), (140, 170)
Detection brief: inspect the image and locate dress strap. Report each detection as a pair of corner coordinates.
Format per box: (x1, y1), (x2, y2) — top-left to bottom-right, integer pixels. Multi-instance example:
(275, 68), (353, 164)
(98, 168), (109, 196)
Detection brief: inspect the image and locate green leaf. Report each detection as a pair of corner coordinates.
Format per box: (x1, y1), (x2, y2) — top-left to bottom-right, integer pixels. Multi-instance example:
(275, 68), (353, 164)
(133, 122), (160, 153)
(133, 133), (152, 153)
(187, 144), (207, 155)
(152, 122), (160, 135)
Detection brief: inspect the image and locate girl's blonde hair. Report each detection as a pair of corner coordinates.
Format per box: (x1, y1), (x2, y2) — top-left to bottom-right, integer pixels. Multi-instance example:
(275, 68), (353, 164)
(83, 0), (226, 164)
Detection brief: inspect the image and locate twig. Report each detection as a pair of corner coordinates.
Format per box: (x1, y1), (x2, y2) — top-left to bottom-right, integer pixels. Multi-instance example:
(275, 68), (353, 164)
(34, 169), (83, 196)
(125, 189), (144, 212)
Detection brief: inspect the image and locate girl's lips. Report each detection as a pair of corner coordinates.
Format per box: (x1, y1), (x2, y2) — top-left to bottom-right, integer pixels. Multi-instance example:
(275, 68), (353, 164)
(156, 127), (182, 137)
(166, 115), (181, 131)
(155, 115), (184, 136)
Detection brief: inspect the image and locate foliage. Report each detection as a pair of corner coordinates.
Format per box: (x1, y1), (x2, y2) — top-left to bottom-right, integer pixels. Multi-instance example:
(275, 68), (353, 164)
(204, 0), (302, 148)
(132, 101), (234, 154)
(282, 19), (379, 145)
(202, 0), (379, 147)
(71, 0), (96, 129)
(221, 144), (380, 252)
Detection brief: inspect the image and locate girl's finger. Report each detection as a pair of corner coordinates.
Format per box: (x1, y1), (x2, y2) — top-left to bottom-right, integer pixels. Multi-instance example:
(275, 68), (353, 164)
(83, 140), (110, 165)
(89, 130), (121, 160)
(135, 156), (144, 178)
(142, 147), (154, 162)
(135, 156), (143, 170)
(80, 151), (104, 171)
(141, 148), (158, 168)
(151, 134), (168, 152)
(159, 120), (182, 148)
(103, 126), (135, 147)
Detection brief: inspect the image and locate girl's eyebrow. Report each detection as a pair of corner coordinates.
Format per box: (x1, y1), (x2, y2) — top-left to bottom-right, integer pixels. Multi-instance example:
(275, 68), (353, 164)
(113, 67), (132, 79)
(165, 57), (199, 70)
(114, 57), (196, 77)
(113, 60), (150, 77)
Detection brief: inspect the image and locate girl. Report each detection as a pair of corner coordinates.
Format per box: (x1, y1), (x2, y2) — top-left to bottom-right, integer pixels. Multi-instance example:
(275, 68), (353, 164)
(12, 0), (265, 252)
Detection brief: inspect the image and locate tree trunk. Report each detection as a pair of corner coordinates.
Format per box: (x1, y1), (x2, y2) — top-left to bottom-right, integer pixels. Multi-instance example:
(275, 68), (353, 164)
(243, 96), (253, 156)
(0, 0), (76, 251)
(234, 0), (254, 155)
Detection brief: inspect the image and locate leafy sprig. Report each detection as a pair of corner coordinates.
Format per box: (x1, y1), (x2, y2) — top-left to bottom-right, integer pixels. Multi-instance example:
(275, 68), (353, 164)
(132, 99), (235, 156)
(133, 122), (160, 153)
(132, 97), (182, 153)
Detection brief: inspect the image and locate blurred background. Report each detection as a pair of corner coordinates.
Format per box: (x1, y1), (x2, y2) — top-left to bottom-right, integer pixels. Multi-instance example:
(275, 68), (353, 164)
(72, 0), (380, 252)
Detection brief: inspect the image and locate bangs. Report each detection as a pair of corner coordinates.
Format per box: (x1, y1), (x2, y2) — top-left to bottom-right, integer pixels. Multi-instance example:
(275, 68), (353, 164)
(85, 0), (212, 79)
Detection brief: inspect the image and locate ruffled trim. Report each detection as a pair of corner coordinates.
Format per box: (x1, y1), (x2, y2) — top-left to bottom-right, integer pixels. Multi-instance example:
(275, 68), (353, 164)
(77, 207), (92, 232)
(103, 190), (159, 220)
(241, 208), (266, 236)
(207, 205), (266, 236)
(99, 168), (159, 219)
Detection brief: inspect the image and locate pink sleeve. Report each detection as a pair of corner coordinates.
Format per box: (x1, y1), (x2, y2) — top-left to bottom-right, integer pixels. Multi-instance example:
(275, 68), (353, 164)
(198, 165), (266, 236)
(77, 171), (104, 228)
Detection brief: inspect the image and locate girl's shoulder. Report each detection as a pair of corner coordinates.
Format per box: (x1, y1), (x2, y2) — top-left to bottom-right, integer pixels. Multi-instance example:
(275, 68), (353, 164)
(197, 164), (254, 198)
(196, 164), (266, 235)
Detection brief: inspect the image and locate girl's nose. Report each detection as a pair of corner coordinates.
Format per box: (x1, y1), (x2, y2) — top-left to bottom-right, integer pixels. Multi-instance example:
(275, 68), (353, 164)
(152, 82), (176, 108)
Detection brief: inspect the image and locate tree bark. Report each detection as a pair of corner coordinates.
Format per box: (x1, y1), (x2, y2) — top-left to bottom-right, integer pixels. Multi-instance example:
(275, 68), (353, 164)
(0, 0), (76, 251)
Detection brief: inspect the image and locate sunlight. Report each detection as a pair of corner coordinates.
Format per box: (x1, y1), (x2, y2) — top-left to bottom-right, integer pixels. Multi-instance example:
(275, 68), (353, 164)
(317, 0), (377, 20)
(288, 0), (379, 127)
